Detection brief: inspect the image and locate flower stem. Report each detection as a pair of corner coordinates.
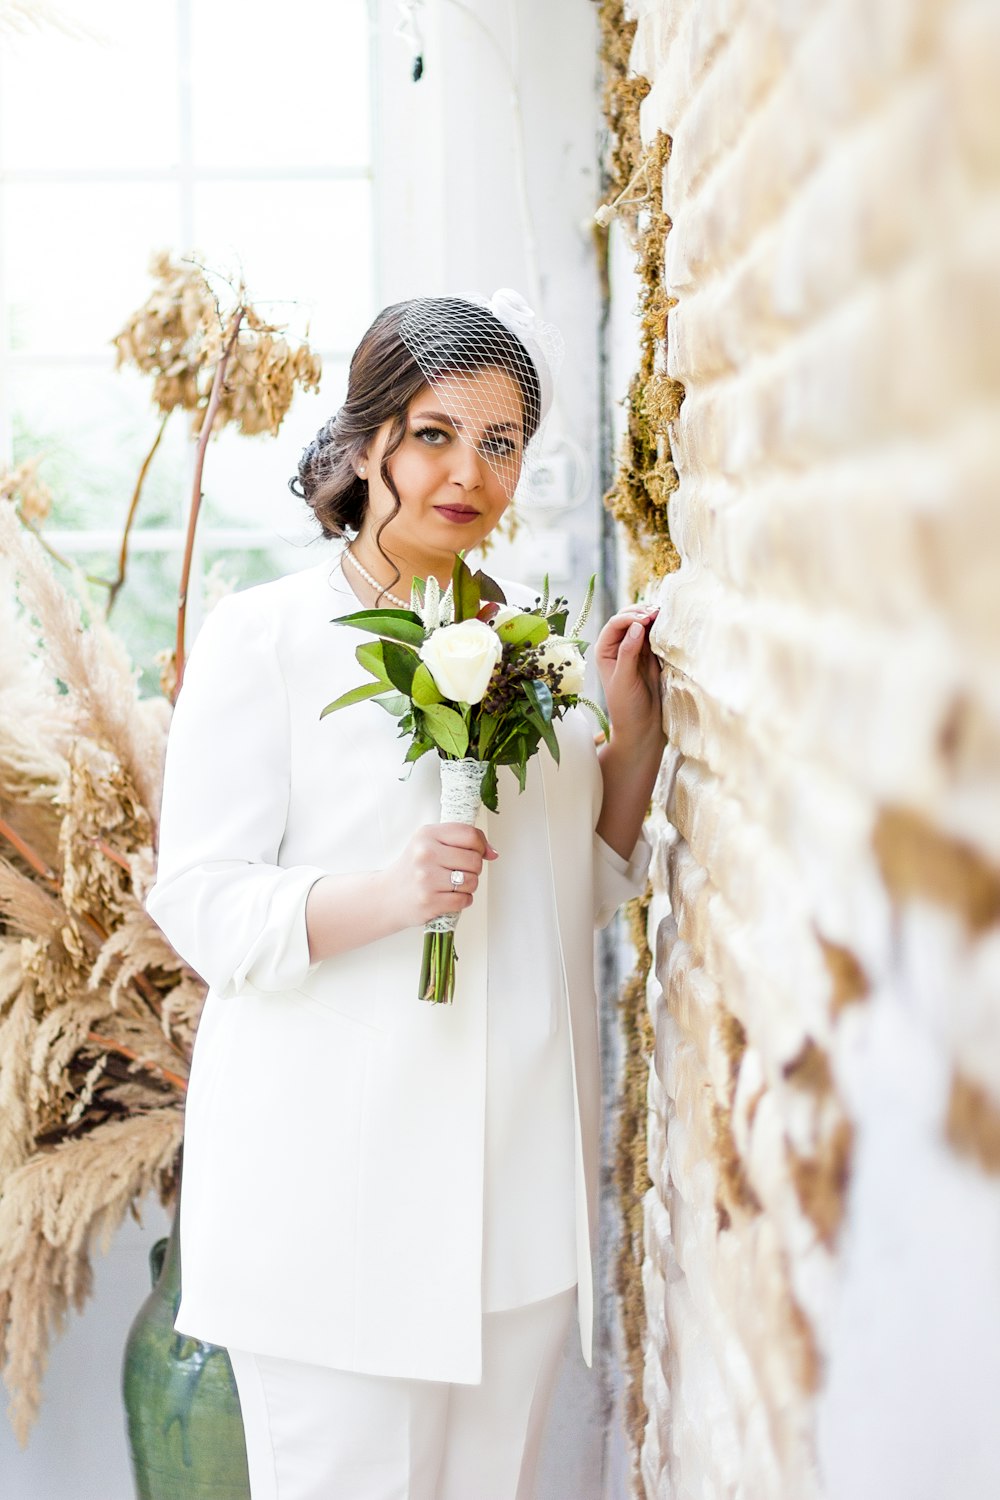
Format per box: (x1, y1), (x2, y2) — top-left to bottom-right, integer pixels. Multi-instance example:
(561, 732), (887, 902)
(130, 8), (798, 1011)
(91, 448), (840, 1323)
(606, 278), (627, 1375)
(0, 817), (58, 884)
(419, 930), (456, 1004)
(174, 307), (245, 700)
(85, 1031), (188, 1093)
(105, 411), (170, 617)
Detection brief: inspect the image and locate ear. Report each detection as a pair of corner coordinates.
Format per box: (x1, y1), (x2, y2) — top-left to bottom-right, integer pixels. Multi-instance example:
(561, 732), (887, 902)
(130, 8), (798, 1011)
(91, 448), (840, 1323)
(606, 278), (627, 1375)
(351, 444), (371, 481)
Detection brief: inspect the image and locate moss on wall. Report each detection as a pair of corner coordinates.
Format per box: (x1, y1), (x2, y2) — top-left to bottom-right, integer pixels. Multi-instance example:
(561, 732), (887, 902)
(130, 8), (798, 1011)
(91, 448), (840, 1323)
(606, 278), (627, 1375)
(612, 891), (655, 1464)
(595, 0), (683, 593)
(596, 3), (681, 1481)
(601, 127), (683, 593)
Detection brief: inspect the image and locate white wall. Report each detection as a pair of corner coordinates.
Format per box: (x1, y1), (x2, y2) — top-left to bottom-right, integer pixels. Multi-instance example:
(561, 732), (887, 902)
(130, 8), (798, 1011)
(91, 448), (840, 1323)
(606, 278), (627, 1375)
(372, 0), (604, 625)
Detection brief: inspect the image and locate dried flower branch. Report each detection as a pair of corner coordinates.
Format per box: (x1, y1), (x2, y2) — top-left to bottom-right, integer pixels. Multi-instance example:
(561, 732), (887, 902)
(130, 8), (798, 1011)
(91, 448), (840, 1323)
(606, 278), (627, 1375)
(174, 307), (245, 696)
(0, 250), (320, 1447)
(105, 413), (170, 617)
(112, 251), (322, 439)
(0, 509), (198, 1445)
(111, 252), (322, 682)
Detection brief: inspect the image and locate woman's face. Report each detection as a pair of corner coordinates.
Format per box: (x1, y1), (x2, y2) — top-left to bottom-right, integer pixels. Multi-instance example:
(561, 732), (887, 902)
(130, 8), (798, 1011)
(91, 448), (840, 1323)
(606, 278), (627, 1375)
(356, 367), (526, 565)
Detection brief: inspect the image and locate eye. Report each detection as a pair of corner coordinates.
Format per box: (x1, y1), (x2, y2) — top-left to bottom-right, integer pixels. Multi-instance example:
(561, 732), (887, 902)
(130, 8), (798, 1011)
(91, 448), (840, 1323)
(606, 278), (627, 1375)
(481, 434), (521, 459)
(413, 424), (450, 446)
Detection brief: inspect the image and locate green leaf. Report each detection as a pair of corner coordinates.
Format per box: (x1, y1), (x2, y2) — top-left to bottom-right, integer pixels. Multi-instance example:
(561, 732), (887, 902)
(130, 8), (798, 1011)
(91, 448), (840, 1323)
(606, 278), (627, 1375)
(320, 680), (390, 718)
(522, 678), (554, 723)
(382, 640), (419, 695)
(476, 710), (499, 759)
(524, 702), (559, 763)
(496, 613), (550, 648)
(472, 568), (507, 604)
(481, 761), (499, 812)
(403, 738), (434, 764)
(411, 661), (443, 707)
(451, 553), (480, 623)
(331, 611), (426, 646)
(546, 609), (568, 635)
(420, 702), (470, 758)
(355, 639), (390, 683)
(374, 691), (409, 717)
(495, 722), (535, 765)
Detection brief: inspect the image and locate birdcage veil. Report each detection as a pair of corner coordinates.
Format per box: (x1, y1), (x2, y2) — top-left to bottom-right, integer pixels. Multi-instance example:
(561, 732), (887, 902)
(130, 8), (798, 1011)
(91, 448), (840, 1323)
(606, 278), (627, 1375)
(397, 288), (564, 502)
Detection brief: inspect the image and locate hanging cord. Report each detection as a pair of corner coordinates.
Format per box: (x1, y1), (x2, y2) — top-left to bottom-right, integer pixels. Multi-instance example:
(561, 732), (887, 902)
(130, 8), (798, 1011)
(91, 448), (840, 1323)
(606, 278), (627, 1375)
(594, 158), (653, 229)
(394, 0), (540, 309)
(394, 0), (426, 81)
(443, 0), (587, 502)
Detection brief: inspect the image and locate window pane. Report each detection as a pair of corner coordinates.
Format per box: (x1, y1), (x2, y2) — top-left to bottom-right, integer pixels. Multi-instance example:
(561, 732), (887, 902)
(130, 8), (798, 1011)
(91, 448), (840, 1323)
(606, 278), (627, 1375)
(0, 0), (180, 171)
(190, 0), (370, 170)
(111, 545), (324, 699)
(202, 542), (329, 600)
(12, 364), (187, 530)
(3, 182), (180, 354)
(200, 368), (346, 537)
(191, 179), (373, 354)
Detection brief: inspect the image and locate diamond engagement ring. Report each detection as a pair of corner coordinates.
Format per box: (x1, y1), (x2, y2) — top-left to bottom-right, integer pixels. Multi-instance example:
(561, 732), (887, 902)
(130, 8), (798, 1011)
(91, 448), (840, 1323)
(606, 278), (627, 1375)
(449, 870), (465, 889)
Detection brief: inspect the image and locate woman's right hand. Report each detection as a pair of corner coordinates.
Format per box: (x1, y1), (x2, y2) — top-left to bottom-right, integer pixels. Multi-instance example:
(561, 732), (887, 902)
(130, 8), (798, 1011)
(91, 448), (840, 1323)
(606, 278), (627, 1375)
(306, 824), (499, 963)
(382, 823), (499, 931)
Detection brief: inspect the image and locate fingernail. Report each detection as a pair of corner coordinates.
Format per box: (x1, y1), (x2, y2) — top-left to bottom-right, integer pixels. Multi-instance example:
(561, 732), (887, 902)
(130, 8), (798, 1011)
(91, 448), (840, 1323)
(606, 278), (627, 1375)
(629, 621), (643, 639)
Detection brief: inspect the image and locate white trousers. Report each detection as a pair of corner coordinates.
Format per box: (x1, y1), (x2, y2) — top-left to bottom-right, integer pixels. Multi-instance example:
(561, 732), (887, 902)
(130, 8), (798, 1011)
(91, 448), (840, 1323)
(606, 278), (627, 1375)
(227, 1286), (577, 1500)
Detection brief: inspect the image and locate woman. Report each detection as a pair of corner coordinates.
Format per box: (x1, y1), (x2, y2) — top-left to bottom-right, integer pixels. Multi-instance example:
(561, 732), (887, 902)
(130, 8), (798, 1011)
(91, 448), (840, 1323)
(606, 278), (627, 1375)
(146, 290), (664, 1500)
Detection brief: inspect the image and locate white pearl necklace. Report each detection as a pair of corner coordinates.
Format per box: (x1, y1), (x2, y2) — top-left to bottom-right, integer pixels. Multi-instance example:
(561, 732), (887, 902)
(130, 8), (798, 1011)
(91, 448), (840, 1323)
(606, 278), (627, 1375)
(343, 546), (410, 609)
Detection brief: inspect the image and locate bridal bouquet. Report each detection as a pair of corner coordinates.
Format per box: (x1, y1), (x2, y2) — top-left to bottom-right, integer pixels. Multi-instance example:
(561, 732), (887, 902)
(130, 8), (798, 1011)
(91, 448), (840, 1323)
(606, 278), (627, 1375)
(321, 554), (606, 1003)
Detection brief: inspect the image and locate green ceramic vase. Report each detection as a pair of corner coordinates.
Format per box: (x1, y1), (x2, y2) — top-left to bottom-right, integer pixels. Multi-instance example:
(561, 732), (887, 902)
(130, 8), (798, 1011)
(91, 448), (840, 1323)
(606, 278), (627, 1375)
(122, 1211), (250, 1498)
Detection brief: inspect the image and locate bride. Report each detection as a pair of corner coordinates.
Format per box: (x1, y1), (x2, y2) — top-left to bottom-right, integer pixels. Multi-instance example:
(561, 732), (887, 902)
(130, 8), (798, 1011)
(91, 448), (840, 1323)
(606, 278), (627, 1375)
(147, 288), (664, 1500)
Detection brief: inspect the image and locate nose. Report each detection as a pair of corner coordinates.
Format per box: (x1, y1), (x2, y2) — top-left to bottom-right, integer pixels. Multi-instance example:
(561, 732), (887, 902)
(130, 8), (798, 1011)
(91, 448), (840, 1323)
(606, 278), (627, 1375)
(449, 437), (485, 490)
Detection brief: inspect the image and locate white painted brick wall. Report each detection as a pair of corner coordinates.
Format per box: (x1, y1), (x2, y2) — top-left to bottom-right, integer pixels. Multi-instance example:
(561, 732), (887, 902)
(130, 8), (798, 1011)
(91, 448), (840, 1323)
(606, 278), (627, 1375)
(613, 1), (1000, 1495)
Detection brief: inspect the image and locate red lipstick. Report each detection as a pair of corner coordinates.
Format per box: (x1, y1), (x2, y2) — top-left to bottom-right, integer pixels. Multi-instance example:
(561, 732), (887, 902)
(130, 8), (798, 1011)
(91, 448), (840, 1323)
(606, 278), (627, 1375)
(434, 506), (480, 524)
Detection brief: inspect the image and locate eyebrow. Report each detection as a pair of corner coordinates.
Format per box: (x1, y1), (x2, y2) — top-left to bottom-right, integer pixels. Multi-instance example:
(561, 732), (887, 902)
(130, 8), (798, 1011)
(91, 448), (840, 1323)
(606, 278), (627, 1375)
(412, 409), (522, 436)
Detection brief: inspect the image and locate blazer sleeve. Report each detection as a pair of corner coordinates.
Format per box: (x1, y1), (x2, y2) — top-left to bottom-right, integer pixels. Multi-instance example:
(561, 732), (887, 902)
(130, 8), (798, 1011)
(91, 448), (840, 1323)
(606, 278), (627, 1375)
(593, 830), (651, 929)
(145, 593), (327, 998)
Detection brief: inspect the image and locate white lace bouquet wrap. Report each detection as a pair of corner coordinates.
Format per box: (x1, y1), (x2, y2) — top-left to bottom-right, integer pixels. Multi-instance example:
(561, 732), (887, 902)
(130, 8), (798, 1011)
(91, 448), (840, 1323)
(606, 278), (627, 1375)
(419, 758), (489, 1003)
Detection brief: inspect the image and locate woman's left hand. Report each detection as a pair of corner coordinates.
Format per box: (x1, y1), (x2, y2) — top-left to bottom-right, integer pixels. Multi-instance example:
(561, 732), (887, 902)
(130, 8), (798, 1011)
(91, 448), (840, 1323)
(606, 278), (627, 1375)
(592, 604), (666, 861)
(594, 605), (665, 751)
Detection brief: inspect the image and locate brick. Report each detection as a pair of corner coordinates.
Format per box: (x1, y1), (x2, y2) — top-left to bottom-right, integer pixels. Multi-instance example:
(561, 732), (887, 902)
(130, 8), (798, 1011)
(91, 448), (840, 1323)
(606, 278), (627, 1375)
(613, 0), (1000, 1493)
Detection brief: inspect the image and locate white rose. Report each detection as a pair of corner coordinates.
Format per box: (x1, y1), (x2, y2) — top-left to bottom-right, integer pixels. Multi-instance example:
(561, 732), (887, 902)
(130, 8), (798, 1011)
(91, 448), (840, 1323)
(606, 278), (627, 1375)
(420, 619), (503, 705)
(532, 638), (587, 696)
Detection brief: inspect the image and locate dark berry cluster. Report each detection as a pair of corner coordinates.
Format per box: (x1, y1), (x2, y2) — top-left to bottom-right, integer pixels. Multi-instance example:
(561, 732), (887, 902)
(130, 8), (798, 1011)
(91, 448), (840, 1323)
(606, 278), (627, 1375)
(480, 654), (532, 716)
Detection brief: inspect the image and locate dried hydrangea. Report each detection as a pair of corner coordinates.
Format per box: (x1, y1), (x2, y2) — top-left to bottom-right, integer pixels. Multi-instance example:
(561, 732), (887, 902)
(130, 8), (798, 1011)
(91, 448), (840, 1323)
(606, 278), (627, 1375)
(112, 252), (322, 438)
(0, 456), (53, 525)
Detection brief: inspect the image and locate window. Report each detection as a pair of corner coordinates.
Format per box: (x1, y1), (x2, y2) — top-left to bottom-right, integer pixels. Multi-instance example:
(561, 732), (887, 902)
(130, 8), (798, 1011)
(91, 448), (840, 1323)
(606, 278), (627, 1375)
(0, 0), (374, 688)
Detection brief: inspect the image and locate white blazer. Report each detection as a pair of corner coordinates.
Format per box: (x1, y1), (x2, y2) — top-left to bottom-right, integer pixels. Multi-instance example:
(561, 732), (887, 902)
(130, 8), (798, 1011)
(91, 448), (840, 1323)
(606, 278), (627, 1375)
(147, 554), (649, 1383)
